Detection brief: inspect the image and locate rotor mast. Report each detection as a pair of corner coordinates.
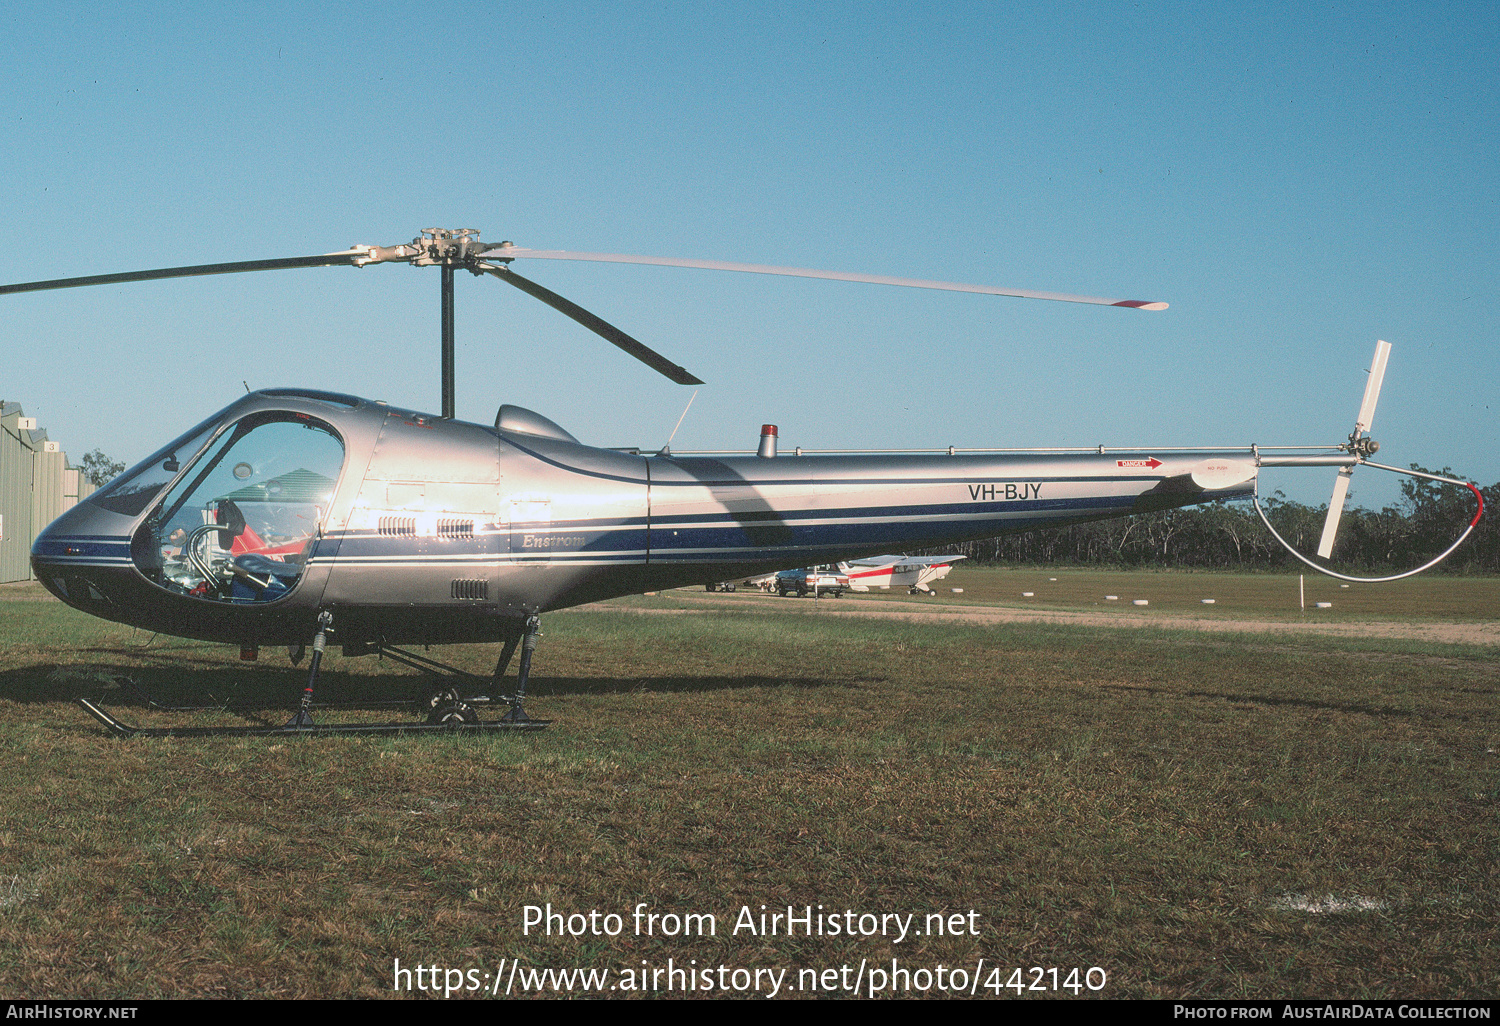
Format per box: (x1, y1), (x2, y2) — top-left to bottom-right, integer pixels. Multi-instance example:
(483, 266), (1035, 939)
(441, 265), (455, 419)
(364, 228), (489, 420)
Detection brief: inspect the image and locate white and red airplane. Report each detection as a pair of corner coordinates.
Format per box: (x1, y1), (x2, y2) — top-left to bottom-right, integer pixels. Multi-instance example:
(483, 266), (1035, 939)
(838, 554), (967, 594)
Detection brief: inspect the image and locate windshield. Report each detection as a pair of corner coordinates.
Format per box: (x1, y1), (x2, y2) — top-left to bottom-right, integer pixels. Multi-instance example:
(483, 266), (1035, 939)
(134, 411), (345, 605)
(87, 411), (223, 517)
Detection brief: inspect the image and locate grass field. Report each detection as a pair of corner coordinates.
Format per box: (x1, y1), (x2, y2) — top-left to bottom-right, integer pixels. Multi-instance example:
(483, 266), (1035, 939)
(0, 570), (1495, 999)
(715, 563), (1500, 622)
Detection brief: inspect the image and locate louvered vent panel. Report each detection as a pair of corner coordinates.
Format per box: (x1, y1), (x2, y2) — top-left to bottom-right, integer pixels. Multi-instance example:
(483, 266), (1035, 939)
(450, 579), (488, 601)
(437, 519), (475, 539)
(378, 517), (416, 536)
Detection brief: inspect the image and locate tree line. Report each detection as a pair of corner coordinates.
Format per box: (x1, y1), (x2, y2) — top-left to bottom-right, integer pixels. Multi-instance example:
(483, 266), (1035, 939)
(924, 468), (1498, 574)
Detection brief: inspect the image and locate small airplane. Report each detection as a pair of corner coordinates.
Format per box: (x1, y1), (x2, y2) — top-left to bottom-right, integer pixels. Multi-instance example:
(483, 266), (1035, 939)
(4, 230), (1483, 736)
(839, 554), (967, 594)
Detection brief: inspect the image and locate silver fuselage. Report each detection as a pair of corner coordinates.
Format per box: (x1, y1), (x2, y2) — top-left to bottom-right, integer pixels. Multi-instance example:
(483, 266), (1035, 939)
(33, 389), (1256, 648)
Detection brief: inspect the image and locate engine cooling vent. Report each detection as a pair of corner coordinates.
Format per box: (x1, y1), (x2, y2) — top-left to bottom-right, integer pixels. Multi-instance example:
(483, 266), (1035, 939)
(378, 516), (416, 537)
(437, 518), (475, 539)
(450, 578), (488, 601)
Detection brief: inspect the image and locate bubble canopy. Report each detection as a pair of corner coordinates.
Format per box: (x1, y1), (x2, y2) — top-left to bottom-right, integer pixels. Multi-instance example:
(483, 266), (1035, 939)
(132, 411), (346, 604)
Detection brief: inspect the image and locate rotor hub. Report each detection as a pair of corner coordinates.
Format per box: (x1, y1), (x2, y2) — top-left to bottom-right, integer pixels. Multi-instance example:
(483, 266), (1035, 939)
(412, 228), (485, 267)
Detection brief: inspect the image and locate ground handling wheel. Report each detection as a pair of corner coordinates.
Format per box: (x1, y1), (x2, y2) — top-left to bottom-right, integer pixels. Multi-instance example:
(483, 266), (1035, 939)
(423, 688), (479, 726)
(427, 698), (480, 726)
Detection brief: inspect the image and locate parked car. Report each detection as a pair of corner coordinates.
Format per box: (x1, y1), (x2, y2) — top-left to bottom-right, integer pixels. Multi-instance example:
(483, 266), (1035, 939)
(774, 565), (850, 597)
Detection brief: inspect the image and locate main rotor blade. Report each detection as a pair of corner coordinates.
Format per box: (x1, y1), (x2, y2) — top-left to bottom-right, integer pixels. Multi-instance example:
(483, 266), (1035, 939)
(0, 252), (366, 296)
(484, 246), (1168, 311)
(479, 264), (704, 385)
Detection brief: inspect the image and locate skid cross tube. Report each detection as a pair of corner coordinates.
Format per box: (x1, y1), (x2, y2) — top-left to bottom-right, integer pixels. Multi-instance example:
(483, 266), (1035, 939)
(372, 644), (492, 690)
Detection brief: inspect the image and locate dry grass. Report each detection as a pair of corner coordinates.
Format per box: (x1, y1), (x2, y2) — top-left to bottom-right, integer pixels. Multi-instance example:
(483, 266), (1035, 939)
(700, 564), (1500, 621)
(0, 583), (1495, 999)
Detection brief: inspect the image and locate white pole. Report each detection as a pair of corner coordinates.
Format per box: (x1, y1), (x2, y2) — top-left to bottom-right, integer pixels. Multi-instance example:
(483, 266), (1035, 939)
(1300, 574), (1305, 611)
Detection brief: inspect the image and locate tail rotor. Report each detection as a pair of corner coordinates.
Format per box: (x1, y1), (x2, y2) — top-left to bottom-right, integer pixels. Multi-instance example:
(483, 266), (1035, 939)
(1253, 338), (1482, 583)
(1314, 340), (1391, 559)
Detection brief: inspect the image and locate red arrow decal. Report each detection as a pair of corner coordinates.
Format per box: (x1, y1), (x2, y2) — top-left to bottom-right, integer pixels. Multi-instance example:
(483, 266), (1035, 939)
(1116, 458), (1163, 469)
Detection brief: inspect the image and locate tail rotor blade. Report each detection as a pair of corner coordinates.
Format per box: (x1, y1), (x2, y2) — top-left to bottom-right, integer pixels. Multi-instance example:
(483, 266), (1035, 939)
(1355, 340), (1392, 435)
(1316, 341), (1392, 560)
(1316, 466), (1354, 559)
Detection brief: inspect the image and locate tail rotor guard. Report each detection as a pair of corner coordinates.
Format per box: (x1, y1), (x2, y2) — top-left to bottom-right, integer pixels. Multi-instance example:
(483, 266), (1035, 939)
(1252, 341), (1483, 583)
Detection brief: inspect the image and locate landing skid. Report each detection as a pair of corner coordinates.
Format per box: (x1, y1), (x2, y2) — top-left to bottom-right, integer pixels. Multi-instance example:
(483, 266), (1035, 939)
(76, 697), (549, 738)
(75, 612), (552, 738)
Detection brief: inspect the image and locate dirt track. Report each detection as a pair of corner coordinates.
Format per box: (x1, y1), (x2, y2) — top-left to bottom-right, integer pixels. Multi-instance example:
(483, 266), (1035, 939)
(588, 590), (1500, 648)
(8, 578), (1494, 647)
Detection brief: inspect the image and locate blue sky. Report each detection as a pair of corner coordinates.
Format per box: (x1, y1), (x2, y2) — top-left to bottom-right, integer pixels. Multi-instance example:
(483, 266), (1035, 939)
(3, 2), (1496, 511)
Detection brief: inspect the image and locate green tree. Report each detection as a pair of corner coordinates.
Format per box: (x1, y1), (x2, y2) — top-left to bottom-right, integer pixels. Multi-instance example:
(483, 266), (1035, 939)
(80, 449), (126, 488)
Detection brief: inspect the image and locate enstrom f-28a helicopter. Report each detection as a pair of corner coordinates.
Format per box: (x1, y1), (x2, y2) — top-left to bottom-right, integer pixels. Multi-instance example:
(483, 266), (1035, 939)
(4, 229), (1483, 737)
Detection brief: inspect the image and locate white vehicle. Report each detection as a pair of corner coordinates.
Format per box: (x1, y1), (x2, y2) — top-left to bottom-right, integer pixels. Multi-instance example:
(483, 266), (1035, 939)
(839, 554), (966, 594)
(775, 565), (851, 597)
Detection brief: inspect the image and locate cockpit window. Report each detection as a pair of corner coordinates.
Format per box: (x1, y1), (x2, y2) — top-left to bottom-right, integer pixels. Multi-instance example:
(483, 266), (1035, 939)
(133, 412), (345, 605)
(88, 412), (222, 517)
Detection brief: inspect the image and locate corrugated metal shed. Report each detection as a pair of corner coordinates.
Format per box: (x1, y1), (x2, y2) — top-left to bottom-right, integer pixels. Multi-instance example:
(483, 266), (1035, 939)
(0, 401), (98, 584)
(64, 465), (96, 510)
(31, 447), (67, 545)
(0, 404), (36, 584)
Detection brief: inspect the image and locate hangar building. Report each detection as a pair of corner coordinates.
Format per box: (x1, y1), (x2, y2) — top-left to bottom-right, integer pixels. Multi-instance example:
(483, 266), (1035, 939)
(1, 402), (94, 584)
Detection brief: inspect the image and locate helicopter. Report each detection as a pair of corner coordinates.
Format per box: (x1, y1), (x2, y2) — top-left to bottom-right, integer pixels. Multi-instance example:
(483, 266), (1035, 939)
(6, 230), (1483, 736)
